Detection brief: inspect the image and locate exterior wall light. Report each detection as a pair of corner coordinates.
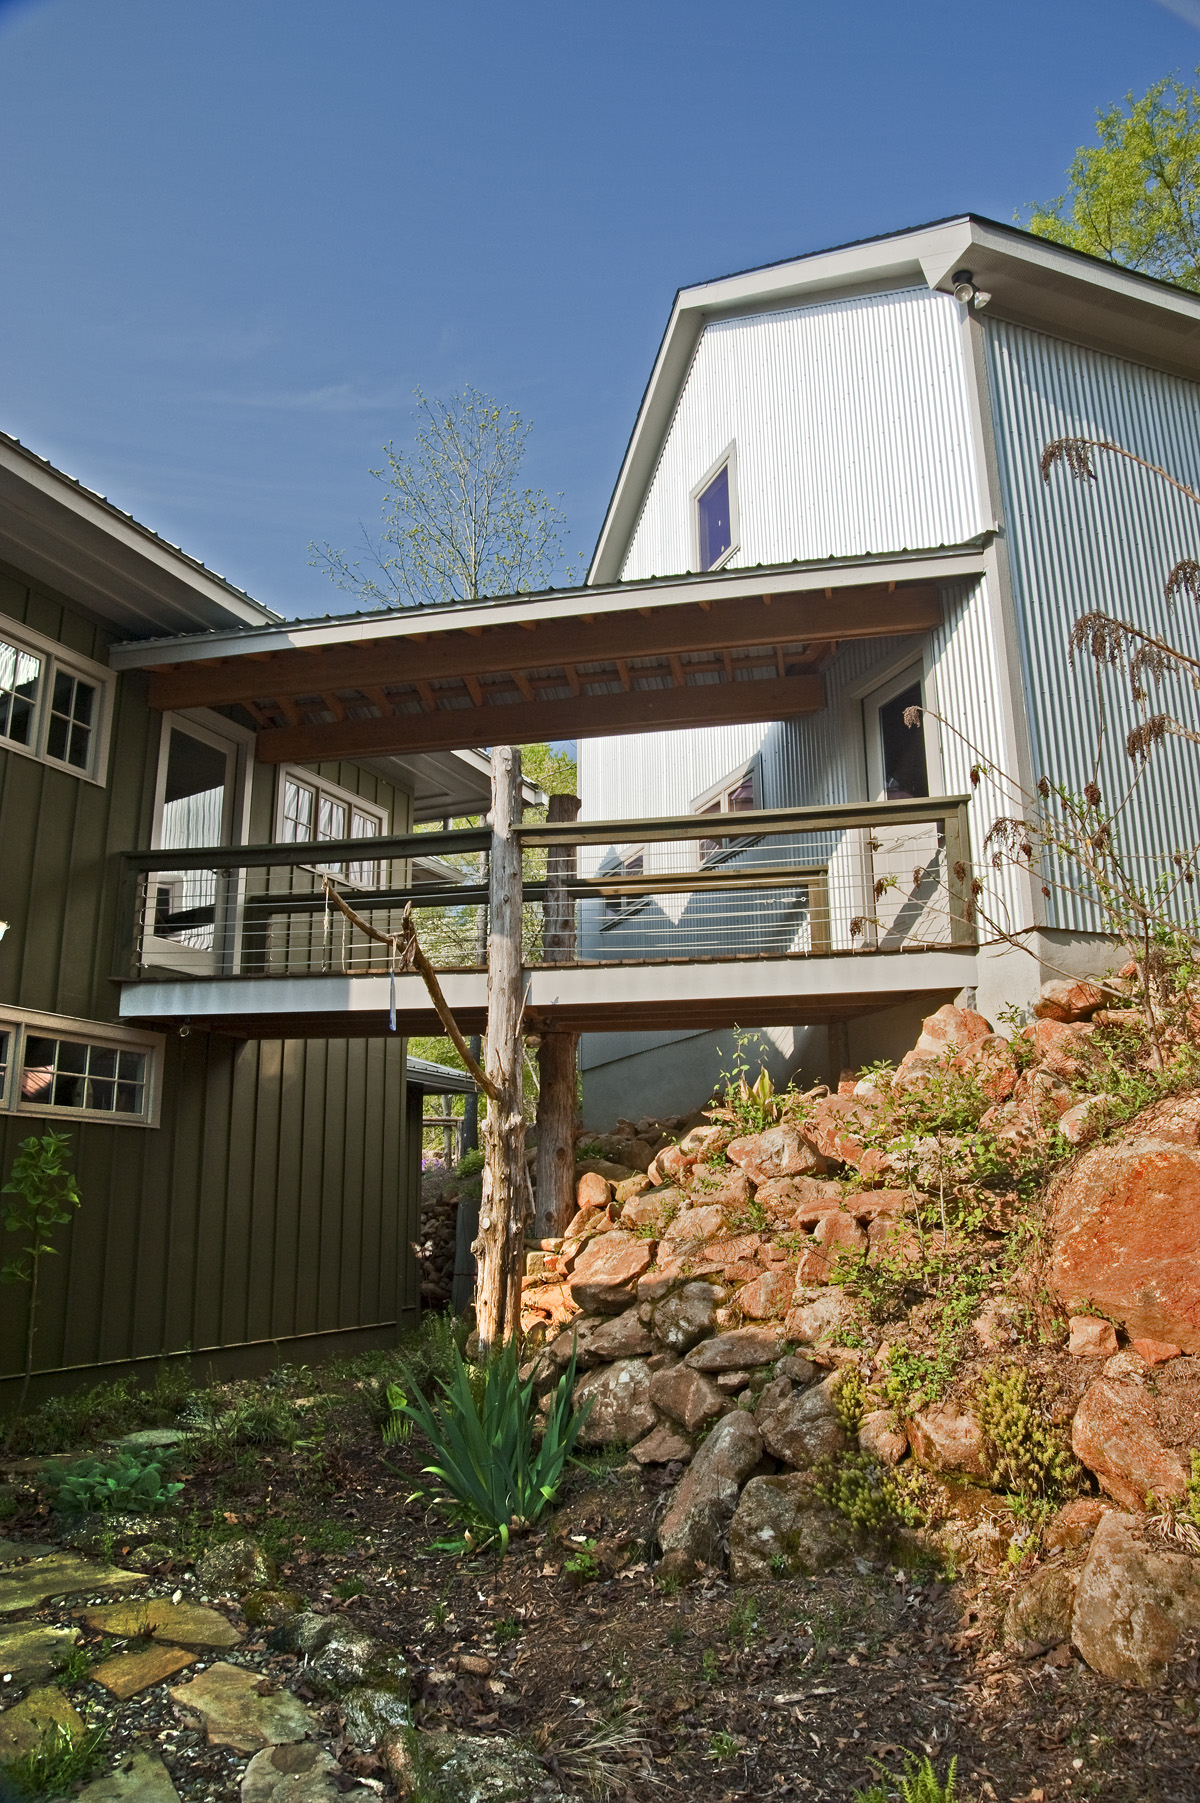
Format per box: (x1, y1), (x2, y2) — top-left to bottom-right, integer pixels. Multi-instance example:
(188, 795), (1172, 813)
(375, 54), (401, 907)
(0, 921), (8, 940)
(951, 268), (992, 309)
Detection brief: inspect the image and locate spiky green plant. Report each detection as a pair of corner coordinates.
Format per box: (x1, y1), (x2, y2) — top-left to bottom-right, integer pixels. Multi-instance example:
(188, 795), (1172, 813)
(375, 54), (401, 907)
(852, 1751), (959, 1803)
(397, 1337), (591, 1553)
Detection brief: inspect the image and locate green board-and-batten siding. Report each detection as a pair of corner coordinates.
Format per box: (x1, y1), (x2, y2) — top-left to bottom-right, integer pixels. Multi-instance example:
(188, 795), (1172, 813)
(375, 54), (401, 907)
(0, 560), (420, 1400)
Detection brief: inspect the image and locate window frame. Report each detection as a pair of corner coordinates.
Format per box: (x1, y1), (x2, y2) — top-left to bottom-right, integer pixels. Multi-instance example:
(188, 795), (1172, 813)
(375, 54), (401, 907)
(690, 442), (740, 574)
(0, 617), (114, 785)
(691, 755), (760, 866)
(274, 766), (389, 886)
(0, 1006), (164, 1128)
(862, 660), (940, 804)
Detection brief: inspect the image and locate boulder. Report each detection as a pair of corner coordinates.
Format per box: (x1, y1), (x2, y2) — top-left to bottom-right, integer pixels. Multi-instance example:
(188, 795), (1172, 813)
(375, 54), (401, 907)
(619, 1190), (678, 1233)
(1131, 1093), (1200, 1147)
(391, 1729), (563, 1802)
(907, 1402), (990, 1482)
(858, 1408), (908, 1466)
(685, 1326), (784, 1372)
(1072, 1511), (1200, 1686)
(732, 1269), (791, 1319)
(1049, 1137), (1200, 1352)
(630, 1422), (693, 1465)
(1044, 1498), (1109, 1552)
(568, 1231), (653, 1313)
(728, 1474), (846, 1581)
(784, 1287), (850, 1344)
(795, 1211), (866, 1283)
(686, 1166), (753, 1210)
(648, 1143), (696, 1185)
(573, 1358), (657, 1446)
(754, 1175), (847, 1225)
(195, 1538), (276, 1595)
(914, 1003), (994, 1054)
(725, 1127), (828, 1185)
(1068, 1315), (1118, 1358)
(1057, 1096), (1114, 1146)
(615, 1173), (652, 1205)
(652, 1281), (720, 1351)
(1003, 1565), (1078, 1649)
(954, 1034), (1020, 1102)
(576, 1171), (612, 1211)
(755, 1373), (846, 1469)
(1071, 1378), (1188, 1510)
(584, 1310), (655, 1361)
(241, 1743), (376, 1803)
(1032, 978), (1106, 1022)
(1020, 1017), (1097, 1081)
(658, 1205), (729, 1260)
(657, 1411), (763, 1574)
(801, 1095), (879, 1166)
(649, 1364), (730, 1433)
(169, 1661), (312, 1752)
(1132, 1337), (1182, 1366)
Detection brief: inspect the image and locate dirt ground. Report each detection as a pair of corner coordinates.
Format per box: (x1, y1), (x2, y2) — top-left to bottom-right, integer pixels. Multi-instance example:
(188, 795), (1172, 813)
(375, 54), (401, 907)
(7, 1379), (1197, 1803)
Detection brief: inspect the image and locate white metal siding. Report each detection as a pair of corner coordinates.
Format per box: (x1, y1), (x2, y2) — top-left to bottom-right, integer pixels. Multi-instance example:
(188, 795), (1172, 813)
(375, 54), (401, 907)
(985, 320), (1200, 931)
(622, 287), (987, 581)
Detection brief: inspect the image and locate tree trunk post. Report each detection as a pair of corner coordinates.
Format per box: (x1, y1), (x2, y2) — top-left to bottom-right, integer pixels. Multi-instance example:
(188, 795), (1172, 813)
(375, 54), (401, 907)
(536, 793), (581, 1240)
(474, 746), (527, 1354)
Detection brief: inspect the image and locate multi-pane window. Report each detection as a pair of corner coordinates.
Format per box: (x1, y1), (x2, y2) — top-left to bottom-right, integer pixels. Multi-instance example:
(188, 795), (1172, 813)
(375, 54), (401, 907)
(601, 847), (645, 919)
(0, 623), (110, 781)
(278, 771), (387, 885)
(0, 1011), (160, 1126)
(697, 765), (756, 863)
(697, 464), (732, 571)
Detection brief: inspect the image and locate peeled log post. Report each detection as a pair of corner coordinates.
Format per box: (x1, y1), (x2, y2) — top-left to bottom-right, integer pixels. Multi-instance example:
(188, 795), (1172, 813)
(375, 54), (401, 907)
(474, 746), (527, 1354)
(536, 793), (581, 1240)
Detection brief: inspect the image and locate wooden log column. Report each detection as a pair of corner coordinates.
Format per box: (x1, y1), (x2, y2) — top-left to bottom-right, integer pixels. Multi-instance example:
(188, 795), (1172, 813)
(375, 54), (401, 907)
(536, 794), (581, 1240)
(474, 746), (527, 1353)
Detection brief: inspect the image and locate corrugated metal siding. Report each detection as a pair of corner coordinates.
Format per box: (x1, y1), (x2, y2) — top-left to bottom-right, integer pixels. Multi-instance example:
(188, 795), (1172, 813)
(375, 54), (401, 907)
(622, 287), (986, 580)
(0, 564), (419, 1387)
(985, 321), (1200, 930)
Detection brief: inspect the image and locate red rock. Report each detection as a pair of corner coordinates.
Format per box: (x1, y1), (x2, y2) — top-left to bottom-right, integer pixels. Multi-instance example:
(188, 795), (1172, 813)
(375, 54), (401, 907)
(755, 1176), (849, 1225)
(1132, 1093), (1200, 1146)
(733, 1269), (791, 1319)
(907, 1401), (990, 1482)
(1049, 1135), (1200, 1353)
(1072, 1510), (1200, 1686)
(1071, 1377), (1188, 1510)
(1044, 1497), (1109, 1551)
(649, 1363), (730, 1433)
(686, 1165), (753, 1209)
(657, 1205), (729, 1260)
(1057, 1096), (1113, 1145)
(855, 1146), (896, 1182)
(801, 1094), (879, 1165)
(784, 1287), (849, 1344)
(915, 1003), (994, 1053)
(576, 1171), (613, 1210)
(1019, 1017), (1097, 1081)
(685, 1326), (784, 1372)
(585, 1310), (656, 1360)
(1068, 1315), (1119, 1358)
(652, 1143), (697, 1184)
(795, 1210), (867, 1284)
(1032, 978), (1106, 1022)
(568, 1232), (654, 1314)
(1132, 1337), (1182, 1365)
(858, 1408), (908, 1465)
(630, 1421), (693, 1465)
(954, 1034), (1019, 1102)
(703, 1231), (765, 1267)
(725, 1126), (828, 1185)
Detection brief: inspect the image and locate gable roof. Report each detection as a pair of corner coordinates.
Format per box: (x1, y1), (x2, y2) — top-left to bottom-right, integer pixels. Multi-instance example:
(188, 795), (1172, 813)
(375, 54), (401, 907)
(588, 213), (1200, 585)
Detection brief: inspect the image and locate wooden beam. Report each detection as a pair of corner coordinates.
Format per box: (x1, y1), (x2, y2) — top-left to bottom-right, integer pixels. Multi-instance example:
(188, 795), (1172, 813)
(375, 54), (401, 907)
(253, 671), (826, 763)
(145, 584), (941, 712)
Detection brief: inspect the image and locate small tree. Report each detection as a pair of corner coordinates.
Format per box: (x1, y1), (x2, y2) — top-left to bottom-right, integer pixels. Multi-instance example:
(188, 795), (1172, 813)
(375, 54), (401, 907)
(310, 386), (573, 606)
(2, 1132), (81, 1409)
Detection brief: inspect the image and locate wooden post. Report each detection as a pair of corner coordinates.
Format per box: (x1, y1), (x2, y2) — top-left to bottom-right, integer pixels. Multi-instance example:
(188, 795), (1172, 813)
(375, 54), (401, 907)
(536, 793), (581, 1240)
(474, 746), (527, 1353)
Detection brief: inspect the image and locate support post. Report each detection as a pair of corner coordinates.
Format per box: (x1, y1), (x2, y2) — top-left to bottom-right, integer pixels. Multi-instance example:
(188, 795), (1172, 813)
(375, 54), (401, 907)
(474, 746), (527, 1353)
(535, 793), (581, 1240)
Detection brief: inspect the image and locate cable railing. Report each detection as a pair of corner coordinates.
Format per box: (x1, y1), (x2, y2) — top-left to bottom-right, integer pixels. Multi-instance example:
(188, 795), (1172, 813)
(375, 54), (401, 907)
(114, 797), (974, 983)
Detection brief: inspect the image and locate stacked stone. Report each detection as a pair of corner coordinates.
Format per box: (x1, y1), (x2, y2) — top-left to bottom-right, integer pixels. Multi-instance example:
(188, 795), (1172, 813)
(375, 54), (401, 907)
(413, 1168), (466, 1307)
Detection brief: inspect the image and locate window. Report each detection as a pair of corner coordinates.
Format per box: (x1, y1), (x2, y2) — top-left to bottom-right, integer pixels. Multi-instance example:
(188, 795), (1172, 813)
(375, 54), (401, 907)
(0, 1009), (162, 1127)
(276, 769), (388, 886)
(692, 445), (739, 572)
(878, 681), (929, 800)
(600, 847), (646, 920)
(0, 621), (112, 782)
(694, 761), (757, 864)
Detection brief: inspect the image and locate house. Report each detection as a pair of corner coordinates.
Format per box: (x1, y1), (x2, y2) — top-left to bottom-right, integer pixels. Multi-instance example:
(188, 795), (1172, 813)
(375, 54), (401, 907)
(575, 215), (1200, 1122)
(0, 431), (525, 1403)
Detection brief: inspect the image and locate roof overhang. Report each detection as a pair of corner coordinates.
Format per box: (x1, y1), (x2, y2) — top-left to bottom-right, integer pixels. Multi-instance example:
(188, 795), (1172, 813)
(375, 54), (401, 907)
(107, 546), (978, 760)
(0, 432), (279, 636)
(588, 214), (1200, 584)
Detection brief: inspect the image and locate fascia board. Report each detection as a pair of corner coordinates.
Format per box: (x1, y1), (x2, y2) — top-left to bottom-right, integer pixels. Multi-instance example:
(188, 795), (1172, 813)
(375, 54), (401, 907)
(0, 438), (277, 633)
(107, 543), (988, 671)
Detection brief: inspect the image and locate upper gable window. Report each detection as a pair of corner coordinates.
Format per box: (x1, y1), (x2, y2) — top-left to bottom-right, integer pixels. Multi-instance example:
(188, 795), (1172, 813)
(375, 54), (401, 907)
(692, 446), (739, 573)
(0, 620), (113, 783)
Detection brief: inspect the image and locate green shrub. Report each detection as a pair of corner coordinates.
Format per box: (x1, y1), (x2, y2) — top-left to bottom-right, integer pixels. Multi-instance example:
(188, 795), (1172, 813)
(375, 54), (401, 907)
(833, 1365), (866, 1432)
(817, 1452), (919, 1533)
(397, 1337), (592, 1553)
(455, 1149), (485, 1178)
(45, 1449), (183, 1517)
(853, 1752), (959, 1803)
(976, 1364), (1077, 1501)
(381, 1381), (412, 1445)
(4, 1722), (108, 1796)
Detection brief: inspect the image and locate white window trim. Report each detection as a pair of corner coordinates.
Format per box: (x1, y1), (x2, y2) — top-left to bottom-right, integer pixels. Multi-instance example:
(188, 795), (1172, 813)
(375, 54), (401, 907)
(690, 442), (740, 574)
(0, 616), (115, 786)
(691, 755), (760, 867)
(274, 767), (389, 884)
(861, 660), (941, 803)
(0, 1005), (164, 1128)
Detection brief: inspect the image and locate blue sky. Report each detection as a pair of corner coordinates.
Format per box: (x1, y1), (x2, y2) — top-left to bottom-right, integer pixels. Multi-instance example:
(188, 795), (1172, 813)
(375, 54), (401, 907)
(1, 0), (1198, 621)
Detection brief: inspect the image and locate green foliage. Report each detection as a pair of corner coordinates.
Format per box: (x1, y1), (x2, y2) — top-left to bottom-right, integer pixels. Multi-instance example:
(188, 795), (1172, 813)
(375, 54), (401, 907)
(879, 1344), (956, 1415)
(976, 1364), (1078, 1501)
(334, 1576), (366, 1600)
(53, 1645), (95, 1687)
(187, 1393), (313, 1455)
(563, 1537), (600, 1581)
(834, 1365), (866, 1432)
(817, 1452), (919, 1533)
(45, 1448), (183, 1517)
(381, 1381), (412, 1446)
(310, 385), (575, 606)
(455, 1149), (485, 1178)
(3, 1722), (108, 1796)
(398, 1337), (592, 1554)
(726, 1596), (763, 1646)
(708, 1029), (784, 1133)
(1186, 1449), (1200, 1529)
(0, 1361), (196, 1456)
(3, 1132), (82, 1407)
(494, 1616), (522, 1646)
(1027, 73), (1200, 289)
(853, 1751), (959, 1803)
(706, 1732), (740, 1762)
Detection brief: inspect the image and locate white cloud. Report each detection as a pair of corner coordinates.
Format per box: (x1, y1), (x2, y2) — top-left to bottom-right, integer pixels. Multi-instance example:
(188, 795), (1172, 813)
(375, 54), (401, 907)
(1153, 0), (1200, 30)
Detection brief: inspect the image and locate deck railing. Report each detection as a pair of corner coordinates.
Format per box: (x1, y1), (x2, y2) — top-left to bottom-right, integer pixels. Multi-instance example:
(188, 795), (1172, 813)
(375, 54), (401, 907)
(114, 797), (973, 983)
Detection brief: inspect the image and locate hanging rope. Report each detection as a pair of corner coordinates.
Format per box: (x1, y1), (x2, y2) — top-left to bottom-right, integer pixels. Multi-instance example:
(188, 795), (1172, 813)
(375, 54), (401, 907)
(320, 878), (499, 1102)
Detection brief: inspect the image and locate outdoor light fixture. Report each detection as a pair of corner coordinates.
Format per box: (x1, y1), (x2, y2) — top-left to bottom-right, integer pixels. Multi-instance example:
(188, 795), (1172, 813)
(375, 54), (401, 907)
(0, 921), (8, 941)
(951, 268), (992, 309)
